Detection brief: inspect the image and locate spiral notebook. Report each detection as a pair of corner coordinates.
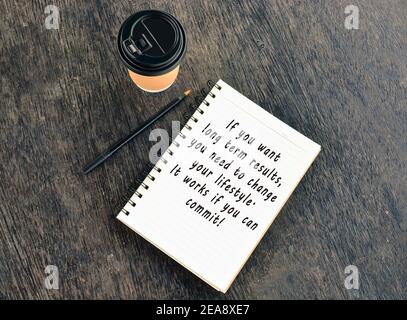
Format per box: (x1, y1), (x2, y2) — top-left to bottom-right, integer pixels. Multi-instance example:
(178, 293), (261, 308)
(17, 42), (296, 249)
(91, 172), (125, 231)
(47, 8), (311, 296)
(117, 79), (321, 293)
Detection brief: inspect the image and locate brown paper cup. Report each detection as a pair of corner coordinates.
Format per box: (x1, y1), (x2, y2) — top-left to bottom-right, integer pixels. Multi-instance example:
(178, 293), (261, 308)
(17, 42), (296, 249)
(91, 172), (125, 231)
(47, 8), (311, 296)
(118, 10), (186, 93)
(128, 66), (180, 93)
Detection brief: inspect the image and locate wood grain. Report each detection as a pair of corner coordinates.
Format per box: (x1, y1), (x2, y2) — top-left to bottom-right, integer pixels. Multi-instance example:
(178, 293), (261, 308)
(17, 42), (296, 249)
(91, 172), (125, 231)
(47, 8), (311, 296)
(0, 0), (405, 299)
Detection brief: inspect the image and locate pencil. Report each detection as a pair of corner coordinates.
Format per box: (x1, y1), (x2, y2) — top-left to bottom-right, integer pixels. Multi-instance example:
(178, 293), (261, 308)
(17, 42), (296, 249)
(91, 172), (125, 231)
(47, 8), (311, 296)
(83, 89), (191, 174)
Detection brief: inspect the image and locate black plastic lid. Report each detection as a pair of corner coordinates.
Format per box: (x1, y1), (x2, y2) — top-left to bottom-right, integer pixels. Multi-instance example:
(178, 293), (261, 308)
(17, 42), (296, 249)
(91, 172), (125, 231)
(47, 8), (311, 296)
(118, 10), (187, 76)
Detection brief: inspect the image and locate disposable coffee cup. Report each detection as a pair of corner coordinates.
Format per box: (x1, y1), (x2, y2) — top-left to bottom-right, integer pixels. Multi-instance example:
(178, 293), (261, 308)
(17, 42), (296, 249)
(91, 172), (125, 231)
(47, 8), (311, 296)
(118, 10), (187, 93)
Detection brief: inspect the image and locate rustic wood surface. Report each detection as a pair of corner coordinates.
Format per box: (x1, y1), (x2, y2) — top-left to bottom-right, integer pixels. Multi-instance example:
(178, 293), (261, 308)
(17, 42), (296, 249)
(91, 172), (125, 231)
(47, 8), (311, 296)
(0, 0), (405, 299)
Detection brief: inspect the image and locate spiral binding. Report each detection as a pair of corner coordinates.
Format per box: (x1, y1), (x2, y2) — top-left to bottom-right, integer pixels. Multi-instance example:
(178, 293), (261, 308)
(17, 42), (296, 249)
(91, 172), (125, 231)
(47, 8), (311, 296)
(121, 80), (223, 216)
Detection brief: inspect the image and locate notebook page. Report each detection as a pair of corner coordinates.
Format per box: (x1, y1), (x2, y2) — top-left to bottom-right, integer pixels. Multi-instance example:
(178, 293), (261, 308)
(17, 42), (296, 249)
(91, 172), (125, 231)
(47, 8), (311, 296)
(117, 79), (321, 292)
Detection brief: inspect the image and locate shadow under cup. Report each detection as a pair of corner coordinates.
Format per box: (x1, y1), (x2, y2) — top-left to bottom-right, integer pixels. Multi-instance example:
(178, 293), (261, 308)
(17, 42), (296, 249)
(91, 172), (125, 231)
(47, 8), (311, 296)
(118, 10), (187, 93)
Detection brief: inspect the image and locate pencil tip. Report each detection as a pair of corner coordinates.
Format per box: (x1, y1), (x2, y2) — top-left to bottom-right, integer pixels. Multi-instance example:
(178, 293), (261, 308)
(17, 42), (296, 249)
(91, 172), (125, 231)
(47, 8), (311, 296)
(184, 89), (191, 96)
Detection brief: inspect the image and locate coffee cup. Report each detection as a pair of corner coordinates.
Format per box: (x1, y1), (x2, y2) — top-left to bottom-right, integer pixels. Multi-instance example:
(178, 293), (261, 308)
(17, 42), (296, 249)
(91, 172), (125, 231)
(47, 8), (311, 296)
(118, 10), (187, 93)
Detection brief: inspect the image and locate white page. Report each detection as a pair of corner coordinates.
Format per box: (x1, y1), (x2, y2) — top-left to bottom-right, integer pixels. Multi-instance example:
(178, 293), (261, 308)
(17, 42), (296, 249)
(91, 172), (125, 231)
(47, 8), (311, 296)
(117, 79), (321, 293)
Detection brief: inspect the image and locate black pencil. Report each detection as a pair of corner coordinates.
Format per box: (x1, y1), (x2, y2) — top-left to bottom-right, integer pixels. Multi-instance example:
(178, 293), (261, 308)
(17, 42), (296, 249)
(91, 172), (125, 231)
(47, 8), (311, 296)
(83, 89), (191, 175)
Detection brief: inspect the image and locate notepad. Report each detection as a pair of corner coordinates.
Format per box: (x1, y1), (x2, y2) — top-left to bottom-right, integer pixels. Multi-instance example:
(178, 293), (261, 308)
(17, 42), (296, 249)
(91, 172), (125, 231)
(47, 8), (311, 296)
(117, 79), (321, 293)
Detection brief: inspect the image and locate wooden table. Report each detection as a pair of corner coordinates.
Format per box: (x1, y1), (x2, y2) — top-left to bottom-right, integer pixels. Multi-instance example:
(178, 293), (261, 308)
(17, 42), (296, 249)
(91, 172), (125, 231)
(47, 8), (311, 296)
(0, 0), (405, 299)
